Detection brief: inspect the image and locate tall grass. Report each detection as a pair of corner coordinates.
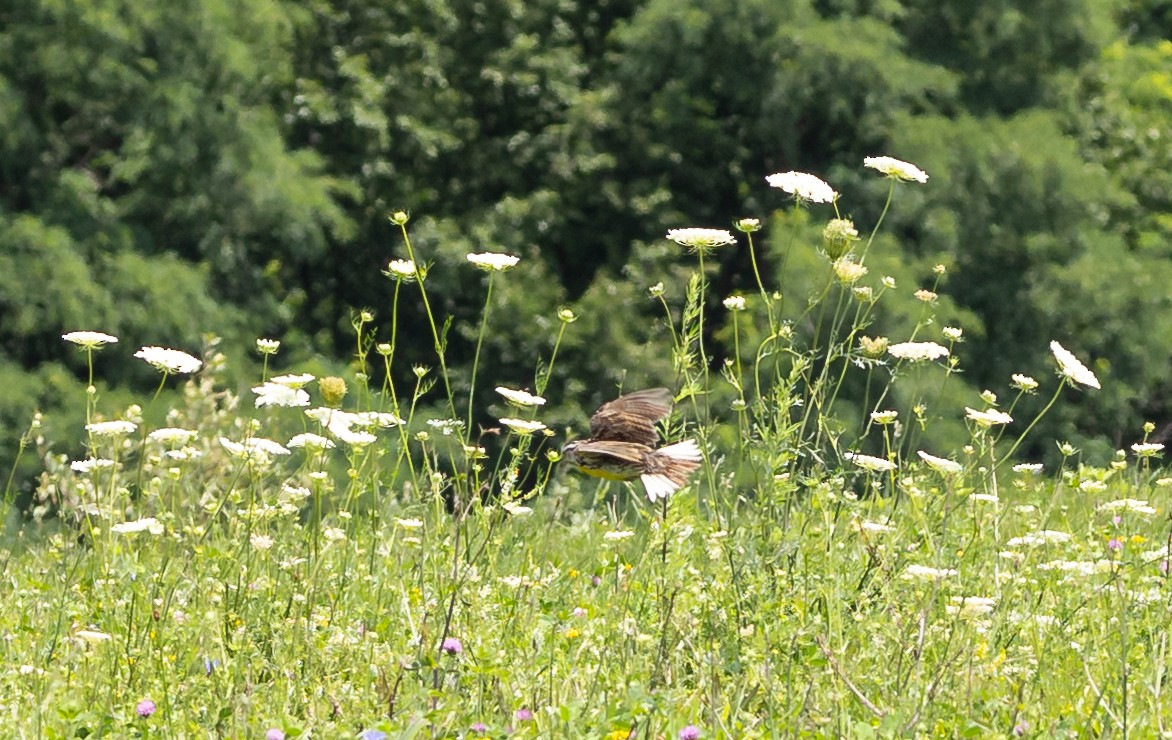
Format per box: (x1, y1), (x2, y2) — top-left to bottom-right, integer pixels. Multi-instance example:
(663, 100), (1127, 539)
(2, 162), (1170, 738)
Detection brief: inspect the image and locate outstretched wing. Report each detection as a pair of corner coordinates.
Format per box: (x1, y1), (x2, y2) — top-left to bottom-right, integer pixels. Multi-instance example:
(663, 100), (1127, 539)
(589, 388), (674, 446)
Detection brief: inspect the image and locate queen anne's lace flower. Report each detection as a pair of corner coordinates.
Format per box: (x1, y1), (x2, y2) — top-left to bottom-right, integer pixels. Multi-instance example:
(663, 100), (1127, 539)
(271, 373), (316, 388)
(386, 259), (417, 280)
(252, 382), (311, 408)
(219, 436), (291, 462)
(723, 295), (746, 311)
(500, 418), (547, 435)
(1131, 442), (1163, 456)
(250, 382), (309, 410)
(1098, 499), (1157, 515)
(111, 517), (164, 535)
(495, 387), (546, 407)
(966, 407), (1014, 426)
(863, 156), (929, 183)
(148, 428), (197, 444)
(844, 452), (896, 472)
(1050, 341), (1100, 389)
(917, 451), (963, 475)
(666, 228), (737, 252)
(135, 346), (202, 374)
(70, 458), (116, 473)
(766, 172), (837, 203)
(902, 564), (959, 581)
(1007, 530), (1071, 547)
(63, 331), (118, 348)
(1011, 374), (1039, 392)
(888, 341), (949, 362)
(287, 433), (335, 450)
(86, 420), (138, 436)
(467, 253), (520, 271)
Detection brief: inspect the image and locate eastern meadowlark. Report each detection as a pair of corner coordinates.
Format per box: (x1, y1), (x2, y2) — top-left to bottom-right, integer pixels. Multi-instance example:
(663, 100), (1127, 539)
(561, 388), (701, 501)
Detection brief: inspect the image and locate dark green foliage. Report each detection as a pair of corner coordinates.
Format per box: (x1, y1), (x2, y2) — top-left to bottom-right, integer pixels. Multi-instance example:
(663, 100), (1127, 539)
(0, 0), (1166, 473)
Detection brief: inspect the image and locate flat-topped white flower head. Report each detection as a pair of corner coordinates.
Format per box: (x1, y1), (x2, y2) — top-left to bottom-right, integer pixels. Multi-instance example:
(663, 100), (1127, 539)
(252, 382), (311, 408)
(1132, 442), (1164, 457)
(500, 417), (547, 435)
(766, 172), (837, 203)
(666, 228), (737, 253)
(864, 156), (929, 183)
(495, 387), (547, 407)
(844, 452), (896, 472)
(148, 428), (198, 445)
(219, 436), (291, 463)
(1050, 341), (1100, 389)
(63, 331), (119, 349)
(888, 341), (949, 362)
(70, 458), (117, 474)
(287, 433), (336, 450)
(111, 517), (164, 535)
(386, 259), (418, 280)
(270, 373), (316, 388)
(135, 346), (202, 374)
(965, 407), (1013, 426)
(86, 420), (138, 436)
(902, 564), (958, 581)
(917, 451), (963, 475)
(467, 252), (520, 272)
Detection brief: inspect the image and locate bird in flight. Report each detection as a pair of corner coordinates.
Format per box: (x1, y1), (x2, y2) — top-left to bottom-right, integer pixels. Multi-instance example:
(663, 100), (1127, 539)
(561, 388), (701, 501)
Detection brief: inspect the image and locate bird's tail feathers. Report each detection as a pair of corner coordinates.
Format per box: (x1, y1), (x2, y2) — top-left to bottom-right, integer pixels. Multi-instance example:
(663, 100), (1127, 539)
(641, 440), (702, 502)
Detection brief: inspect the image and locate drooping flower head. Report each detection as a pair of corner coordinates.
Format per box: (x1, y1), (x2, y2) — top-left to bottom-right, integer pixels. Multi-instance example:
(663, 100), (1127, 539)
(766, 172), (837, 204)
(1050, 341), (1101, 389)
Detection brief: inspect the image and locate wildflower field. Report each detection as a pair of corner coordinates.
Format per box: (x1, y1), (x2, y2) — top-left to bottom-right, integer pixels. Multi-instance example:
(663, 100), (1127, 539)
(5, 161), (1170, 739)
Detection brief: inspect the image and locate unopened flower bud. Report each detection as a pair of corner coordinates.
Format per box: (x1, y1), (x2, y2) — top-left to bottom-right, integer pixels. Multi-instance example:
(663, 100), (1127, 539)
(822, 219), (859, 260)
(319, 376), (348, 407)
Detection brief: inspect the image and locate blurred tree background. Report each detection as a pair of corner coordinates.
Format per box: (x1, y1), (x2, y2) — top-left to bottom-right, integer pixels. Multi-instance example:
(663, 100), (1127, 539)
(1, 0), (1169, 480)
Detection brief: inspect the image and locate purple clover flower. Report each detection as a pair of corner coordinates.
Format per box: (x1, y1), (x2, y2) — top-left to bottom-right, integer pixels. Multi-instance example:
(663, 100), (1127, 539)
(135, 699), (156, 718)
(441, 637), (463, 655)
(679, 725), (701, 740)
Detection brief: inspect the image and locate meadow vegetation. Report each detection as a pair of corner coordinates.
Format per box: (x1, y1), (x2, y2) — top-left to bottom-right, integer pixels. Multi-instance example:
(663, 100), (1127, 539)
(3, 161), (1170, 738)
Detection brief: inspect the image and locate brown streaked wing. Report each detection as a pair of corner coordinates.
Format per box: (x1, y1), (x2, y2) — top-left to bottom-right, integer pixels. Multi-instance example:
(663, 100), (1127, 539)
(572, 440), (652, 465)
(589, 388), (674, 445)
